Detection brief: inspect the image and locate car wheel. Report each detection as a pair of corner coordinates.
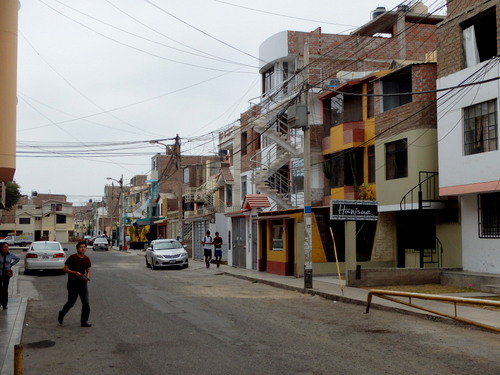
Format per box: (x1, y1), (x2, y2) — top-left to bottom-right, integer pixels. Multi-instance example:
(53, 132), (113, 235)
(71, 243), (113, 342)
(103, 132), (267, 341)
(145, 256), (151, 268)
(20, 242), (26, 247)
(151, 259), (157, 270)
(183, 263), (188, 269)
(24, 268), (31, 275)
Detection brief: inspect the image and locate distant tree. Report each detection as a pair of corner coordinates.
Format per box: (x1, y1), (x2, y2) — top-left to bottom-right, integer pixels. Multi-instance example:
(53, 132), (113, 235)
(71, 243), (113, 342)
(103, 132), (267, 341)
(4, 181), (21, 210)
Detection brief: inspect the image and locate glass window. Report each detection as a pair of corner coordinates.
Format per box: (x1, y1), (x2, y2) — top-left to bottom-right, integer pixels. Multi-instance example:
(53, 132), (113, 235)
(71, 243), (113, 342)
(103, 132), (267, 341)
(19, 217), (30, 225)
(272, 221), (284, 251)
(385, 139), (408, 180)
(464, 99), (497, 155)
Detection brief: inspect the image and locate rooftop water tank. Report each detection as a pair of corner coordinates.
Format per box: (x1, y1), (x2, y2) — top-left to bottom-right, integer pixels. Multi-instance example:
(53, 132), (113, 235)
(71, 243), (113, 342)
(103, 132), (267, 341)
(372, 6), (386, 19)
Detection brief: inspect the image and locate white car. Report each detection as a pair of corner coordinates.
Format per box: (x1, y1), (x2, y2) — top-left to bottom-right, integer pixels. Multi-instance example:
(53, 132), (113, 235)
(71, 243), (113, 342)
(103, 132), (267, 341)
(24, 241), (67, 274)
(92, 237), (109, 251)
(145, 239), (188, 270)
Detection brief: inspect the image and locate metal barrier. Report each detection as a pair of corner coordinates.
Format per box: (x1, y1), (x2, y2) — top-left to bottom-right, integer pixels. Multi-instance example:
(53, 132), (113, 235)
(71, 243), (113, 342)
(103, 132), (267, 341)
(366, 289), (500, 333)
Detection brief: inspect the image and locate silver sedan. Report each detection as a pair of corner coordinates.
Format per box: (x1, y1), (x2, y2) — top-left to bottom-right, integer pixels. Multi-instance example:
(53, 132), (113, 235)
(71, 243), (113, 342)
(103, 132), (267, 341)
(145, 239), (188, 270)
(24, 241), (67, 274)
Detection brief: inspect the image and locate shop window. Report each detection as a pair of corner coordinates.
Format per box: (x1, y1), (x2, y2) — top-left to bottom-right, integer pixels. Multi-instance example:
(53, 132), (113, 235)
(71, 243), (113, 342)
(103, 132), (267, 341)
(19, 217), (30, 225)
(382, 70), (412, 112)
(271, 221), (284, 251)
(462, 8), (497, 67)
(385, 139), (408, 180)
(464, 99), (497, 155)
(478, 193), (500, 238)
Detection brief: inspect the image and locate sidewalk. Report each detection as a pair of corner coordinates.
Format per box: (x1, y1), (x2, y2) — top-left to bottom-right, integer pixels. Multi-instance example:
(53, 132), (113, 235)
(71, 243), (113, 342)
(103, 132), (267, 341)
(0, 267), (28, 375)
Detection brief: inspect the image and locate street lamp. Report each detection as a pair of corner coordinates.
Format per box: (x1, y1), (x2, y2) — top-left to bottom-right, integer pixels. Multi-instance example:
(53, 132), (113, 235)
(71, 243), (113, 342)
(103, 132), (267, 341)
(107, 175), (123, 249)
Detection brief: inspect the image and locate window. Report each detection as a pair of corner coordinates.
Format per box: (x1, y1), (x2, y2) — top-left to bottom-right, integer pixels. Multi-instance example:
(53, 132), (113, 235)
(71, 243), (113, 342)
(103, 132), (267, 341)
(462, 8), (497, 68)
(343, 88), (363, 123)
(367, 82), (375, 119)
(19, 218), (30, 225)
(226, 185), (232, 206)
(385, 139), (408, 180)
(51, 203), (62, 212)
(262, 66), (274, 95)
(56, 214), (66, 224)
(241, 176), (247, 199)
(464, 99), (497, 155)
(183, 167), (189, 184)
(241, 132), (248, 156)
(382, 70), (412, 111)
(272, 221), (284, 251)
(330, 149), (364, 188)
(368, 145), (375, 183)
(323, 95), (343, 128)
(478, 193), (500, 238)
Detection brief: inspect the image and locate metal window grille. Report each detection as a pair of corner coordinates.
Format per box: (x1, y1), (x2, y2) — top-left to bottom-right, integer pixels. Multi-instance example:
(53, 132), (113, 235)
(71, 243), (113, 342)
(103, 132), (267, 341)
(478, 193), (500, 238)
(464, 99), (498, 155)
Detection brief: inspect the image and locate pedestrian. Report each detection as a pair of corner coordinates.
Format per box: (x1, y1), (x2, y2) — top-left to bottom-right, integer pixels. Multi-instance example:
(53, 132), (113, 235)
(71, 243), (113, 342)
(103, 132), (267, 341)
(213, 232), (223, 268)
(58, 241), (92, 327)
(0, 242), (20, 310)
(125, 234), (131, 249)
(201, 230), (213, 268)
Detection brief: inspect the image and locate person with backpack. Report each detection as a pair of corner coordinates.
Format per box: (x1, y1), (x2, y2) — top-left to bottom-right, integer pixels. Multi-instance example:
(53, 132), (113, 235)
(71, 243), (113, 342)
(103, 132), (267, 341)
(201, 230), (213, 268)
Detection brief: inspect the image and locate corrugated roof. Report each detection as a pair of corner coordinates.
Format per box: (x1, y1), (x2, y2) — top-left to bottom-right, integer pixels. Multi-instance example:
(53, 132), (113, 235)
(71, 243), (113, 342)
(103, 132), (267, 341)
(242, 194), (271, 210)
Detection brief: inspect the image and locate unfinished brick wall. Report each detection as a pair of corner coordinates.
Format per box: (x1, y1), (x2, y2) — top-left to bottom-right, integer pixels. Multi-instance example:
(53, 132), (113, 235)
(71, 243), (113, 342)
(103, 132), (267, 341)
(287, 19), (441, 89)
(437, 0), (499, 78)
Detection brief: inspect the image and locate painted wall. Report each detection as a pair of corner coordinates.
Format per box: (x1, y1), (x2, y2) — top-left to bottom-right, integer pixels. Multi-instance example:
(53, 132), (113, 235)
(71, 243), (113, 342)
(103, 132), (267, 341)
(376, 128), (438, 210)
(461, 194), (500, 274)
(437, 61), (500, 195)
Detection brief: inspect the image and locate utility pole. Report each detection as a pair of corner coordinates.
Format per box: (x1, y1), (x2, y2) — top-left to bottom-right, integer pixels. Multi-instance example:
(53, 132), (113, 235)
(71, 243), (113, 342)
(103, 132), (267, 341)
(175, 134), (183, 241)
(303, 42), (313, 289)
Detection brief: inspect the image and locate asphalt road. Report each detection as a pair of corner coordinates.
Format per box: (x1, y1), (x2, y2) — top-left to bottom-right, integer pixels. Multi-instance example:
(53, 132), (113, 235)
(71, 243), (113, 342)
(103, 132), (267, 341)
(17, 248), (500, 375)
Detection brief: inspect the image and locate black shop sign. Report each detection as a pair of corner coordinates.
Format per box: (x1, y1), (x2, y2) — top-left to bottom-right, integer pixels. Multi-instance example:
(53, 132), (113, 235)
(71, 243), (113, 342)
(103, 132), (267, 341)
(330, 200), (378, 221)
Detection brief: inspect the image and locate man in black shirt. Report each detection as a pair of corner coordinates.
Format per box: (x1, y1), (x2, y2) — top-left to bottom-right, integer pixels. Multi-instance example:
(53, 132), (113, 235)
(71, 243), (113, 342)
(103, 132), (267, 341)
(58, 241), (92, 327)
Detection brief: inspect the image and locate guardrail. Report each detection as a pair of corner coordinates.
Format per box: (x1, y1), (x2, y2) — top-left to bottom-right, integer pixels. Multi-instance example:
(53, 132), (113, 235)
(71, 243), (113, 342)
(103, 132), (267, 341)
(366, 289), (500, 333)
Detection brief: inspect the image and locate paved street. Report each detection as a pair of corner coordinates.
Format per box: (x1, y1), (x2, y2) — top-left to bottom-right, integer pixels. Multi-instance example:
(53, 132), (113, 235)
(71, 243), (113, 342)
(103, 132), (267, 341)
(18, 249), (500, 375)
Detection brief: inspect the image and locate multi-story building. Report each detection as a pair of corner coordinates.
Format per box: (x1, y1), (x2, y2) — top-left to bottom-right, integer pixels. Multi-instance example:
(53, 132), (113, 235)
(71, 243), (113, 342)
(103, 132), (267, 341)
(436, 0), (500, 276)
(0, 193), (74, 242)
(220, 3), (445, 276)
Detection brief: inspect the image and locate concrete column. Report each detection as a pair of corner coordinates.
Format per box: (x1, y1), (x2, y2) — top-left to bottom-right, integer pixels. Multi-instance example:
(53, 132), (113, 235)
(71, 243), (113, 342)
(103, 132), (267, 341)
(0, 0), (18, 182)
(344, 221), (357, 285)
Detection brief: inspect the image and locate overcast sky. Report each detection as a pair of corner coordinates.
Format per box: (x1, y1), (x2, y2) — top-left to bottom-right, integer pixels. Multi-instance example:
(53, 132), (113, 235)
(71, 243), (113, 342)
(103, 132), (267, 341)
(15, 0), (434, 204)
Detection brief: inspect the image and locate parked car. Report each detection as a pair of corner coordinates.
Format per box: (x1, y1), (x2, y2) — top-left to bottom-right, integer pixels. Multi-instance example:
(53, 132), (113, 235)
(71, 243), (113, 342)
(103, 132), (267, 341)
(84, 235), (92, 244)
(24, 241), (67, 274)
(145, 239), (188, 270)
(93, 237), (109, 251)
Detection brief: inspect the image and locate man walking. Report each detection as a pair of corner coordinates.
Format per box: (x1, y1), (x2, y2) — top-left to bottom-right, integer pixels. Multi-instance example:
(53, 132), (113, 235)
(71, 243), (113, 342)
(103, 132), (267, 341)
(201, 230), (213, 268)
(213, 232), (223, 268)
(58, 241), (92, 327)
(0, 242), (20, 310)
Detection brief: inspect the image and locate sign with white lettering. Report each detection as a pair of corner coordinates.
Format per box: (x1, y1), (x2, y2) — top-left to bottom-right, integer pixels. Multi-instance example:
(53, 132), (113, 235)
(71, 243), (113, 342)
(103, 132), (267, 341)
(330, 200), (378, 221)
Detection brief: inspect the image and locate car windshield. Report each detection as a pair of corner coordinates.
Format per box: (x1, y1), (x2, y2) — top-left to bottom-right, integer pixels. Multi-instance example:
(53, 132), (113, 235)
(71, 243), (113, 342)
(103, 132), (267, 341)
(155, 241), (182, 250)
(31, 243), (61, 251)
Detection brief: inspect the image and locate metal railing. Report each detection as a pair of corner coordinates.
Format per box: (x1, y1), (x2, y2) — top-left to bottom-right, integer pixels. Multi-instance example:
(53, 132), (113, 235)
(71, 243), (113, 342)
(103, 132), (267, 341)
(400, 171), (439, 211)
(366, 289), (500, 333)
